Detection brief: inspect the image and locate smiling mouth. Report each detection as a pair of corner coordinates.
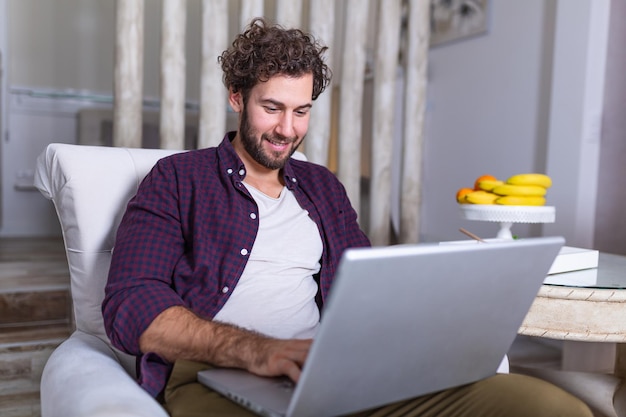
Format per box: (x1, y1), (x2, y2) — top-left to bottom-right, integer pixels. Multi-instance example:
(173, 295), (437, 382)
(265, 136), (293, 150)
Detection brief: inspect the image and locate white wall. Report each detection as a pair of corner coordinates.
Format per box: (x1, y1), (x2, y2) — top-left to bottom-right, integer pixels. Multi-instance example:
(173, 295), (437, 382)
(421, 1), (557, 242)
(0, 0), (615, 245)
(0, 0), (6, 232)
(594, 0), (626, 254)
(421, 0), (611, 248)
(543, 0), (610, 249)
(1, 0), (204, 237)
(2, 0), (120, 236)
(7, 0), (190, 99)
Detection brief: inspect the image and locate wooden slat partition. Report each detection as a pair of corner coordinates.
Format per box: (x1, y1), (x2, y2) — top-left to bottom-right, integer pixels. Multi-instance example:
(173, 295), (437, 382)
(400, 0), (430, 244)
(113, 0), (144, 148)
(369, 0), (403, 245)
(199, 0), (228, 148)
(160, 0), (186, 149)
(306, 0), (335, 166)
(337, 0), (370, 217)
(240, 0), (264, 29)
(276, 0), (302, 28)
(113, 0), (430, 245)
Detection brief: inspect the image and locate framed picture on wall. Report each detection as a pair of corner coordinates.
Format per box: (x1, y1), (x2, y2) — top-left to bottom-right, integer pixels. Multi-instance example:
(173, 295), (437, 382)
(430, 0), (490, 46)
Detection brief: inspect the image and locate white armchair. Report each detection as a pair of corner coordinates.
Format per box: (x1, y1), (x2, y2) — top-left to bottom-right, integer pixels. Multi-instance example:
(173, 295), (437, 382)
(35, 143), (181, 417)
(34, 143), (310, 417)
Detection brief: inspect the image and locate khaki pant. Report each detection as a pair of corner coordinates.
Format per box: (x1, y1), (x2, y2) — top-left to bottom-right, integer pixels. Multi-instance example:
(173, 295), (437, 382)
(163, 360), (592, 417)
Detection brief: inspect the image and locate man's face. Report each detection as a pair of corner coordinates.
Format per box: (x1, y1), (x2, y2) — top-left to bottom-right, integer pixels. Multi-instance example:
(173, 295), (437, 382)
(232, 74), (313, 171)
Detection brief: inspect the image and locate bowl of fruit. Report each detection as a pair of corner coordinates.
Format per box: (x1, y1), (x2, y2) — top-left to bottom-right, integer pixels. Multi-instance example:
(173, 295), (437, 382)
(456, 173), (555, 239)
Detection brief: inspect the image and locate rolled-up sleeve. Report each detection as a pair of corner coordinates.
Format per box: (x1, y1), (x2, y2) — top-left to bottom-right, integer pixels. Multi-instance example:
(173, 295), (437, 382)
(102, 158), (186, 355)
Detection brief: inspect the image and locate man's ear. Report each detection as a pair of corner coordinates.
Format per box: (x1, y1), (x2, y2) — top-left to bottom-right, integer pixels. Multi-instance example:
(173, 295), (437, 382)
(228, 89), (243, 113)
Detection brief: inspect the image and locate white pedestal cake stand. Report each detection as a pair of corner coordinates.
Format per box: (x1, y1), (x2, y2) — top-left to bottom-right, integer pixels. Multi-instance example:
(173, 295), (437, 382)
(459, 205), (556, 240)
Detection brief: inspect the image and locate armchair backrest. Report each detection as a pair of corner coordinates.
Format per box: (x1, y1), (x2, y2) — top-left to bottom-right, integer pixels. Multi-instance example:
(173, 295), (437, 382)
(35, 144), (183, 343)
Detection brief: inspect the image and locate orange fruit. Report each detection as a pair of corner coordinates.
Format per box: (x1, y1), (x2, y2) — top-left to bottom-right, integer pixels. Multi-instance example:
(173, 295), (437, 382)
(456, 187), (474, 204)
(474, 174), (498, 190)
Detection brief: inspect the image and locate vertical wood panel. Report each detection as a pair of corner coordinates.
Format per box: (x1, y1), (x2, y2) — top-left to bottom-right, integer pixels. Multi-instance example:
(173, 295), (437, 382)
(306, 0), (335, 166)
(199, 0), (228, 148)
(338, 0), (370, 217)
(275, 0), (302, 28)
(369, 0), (402, 245)
(160, 0), (186, 149)
(400, 0), (429, 243)
(114, 0), (144, 148)
(112, 0), (426, 243)
(240, 0), (264, 29)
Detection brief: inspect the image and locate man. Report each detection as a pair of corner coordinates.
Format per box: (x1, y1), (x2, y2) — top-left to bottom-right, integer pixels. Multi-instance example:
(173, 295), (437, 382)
(104, 18), (592, 417)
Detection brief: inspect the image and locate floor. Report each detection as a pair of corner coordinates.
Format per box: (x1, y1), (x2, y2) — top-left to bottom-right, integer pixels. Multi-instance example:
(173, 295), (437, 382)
(0, 237), (72, 417)
(0, 237), (583, 417)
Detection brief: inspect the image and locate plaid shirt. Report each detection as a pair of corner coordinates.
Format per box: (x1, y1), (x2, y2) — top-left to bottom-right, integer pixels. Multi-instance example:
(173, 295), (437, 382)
(102, 133), (371, 397)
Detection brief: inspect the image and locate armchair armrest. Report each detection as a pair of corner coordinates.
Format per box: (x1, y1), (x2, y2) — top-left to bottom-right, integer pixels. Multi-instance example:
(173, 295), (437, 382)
(497, 355), (509, 374)
(41, 331), (168, 417)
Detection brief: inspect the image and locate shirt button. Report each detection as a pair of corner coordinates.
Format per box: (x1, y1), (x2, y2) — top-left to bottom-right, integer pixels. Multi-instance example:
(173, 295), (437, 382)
(222, 286), (229, 293)
(227, 168), (233, 175)
(291, 177), (297, 183)
(239, 169), (245, 176)
(250, 213), (257, 220)
(240, 248), (248, 256)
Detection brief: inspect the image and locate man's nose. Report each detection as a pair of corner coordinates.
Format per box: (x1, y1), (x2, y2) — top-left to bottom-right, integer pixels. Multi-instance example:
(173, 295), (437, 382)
(275, 112), (295, 138)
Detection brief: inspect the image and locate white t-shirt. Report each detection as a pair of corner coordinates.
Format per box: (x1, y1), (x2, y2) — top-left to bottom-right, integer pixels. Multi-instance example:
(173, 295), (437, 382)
(213, 184), (323, 339)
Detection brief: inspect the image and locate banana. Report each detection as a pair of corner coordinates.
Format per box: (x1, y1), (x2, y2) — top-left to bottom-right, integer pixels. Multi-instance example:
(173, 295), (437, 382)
(492, 184), (547, 197)
(496, 195), (546, 206)
(477, 180), (504, 192)
(465, 191), (499, 204)
(506, 173), (552, 188)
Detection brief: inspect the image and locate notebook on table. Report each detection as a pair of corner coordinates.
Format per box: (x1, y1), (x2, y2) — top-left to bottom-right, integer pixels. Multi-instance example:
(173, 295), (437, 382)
(198, 236), (564, 417)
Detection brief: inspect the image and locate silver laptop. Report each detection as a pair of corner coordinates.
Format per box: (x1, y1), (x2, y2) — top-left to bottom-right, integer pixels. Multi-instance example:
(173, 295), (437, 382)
(198, 236), (564, 417)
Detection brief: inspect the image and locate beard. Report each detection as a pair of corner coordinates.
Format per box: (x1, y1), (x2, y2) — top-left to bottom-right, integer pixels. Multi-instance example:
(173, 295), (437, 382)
(239, 105), (303, 170)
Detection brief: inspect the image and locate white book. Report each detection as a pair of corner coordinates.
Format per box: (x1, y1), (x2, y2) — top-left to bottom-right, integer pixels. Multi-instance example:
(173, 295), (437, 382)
(547, 246), (599, 275)
(440, 241), (599, 278)
(544, 268), (598, 286)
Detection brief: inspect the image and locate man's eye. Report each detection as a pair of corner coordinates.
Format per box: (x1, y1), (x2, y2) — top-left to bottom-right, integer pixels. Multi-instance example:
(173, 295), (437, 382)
(295, 109), (309, 116)
(265, 106), (279, 113)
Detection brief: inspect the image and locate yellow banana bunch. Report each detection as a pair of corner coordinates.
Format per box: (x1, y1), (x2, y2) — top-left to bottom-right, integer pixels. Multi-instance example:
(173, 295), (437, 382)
(506, 173), (552, 188)
(457, 173), (552, 206)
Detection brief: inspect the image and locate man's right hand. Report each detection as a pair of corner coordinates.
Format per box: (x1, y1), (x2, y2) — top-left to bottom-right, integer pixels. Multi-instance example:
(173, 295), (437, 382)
(249, 337), (312, 382)
(138, 305), (312, 381)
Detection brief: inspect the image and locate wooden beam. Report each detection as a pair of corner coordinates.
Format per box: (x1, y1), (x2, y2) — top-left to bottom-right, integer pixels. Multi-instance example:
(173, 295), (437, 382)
(160, 0), (186, 149)
(114, 0), (144, 148)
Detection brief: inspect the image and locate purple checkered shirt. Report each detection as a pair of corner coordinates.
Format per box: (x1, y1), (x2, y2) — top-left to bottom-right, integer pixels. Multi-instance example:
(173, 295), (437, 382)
(102, 133), (371, 398)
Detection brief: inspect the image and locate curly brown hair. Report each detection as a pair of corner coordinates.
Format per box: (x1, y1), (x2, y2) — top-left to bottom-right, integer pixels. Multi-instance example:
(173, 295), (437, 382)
(219, 18), (332, 102)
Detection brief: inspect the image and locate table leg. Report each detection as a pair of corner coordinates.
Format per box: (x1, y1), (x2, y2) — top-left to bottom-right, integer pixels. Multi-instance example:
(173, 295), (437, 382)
(615, 344), (626, 378)
(562, 341), (616, 373)
(612, 344), (626, 417)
